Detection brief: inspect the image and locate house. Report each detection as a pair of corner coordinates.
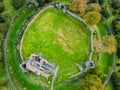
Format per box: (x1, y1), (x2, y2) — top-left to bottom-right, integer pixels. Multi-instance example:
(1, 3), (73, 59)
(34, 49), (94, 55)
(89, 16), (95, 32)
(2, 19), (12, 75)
(20, 54), (55, 78)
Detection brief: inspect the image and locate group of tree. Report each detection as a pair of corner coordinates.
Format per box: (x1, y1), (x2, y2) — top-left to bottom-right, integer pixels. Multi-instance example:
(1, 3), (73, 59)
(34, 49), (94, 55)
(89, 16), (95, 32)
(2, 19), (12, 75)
(89, 0), (110, 19)
(0, 0), (8, 88)
(89, 0), (105, 5)
(94, 35), (117, 54)
(78, 74), (105, 90)
(36, 0), (52, 6)
(0, 1), (4, 12)
(69, 0), (102, 26)
(111, 0), (120, 16)
(108, 1), (120, 90)
(111, 0), (120, 10)
(69, 0), (88, 16)
(111, 71), (120, 90)
(112, 16), (120, 57)
(0, 0), (5, 66)
(101, 6), (110, 19)
(11, 0), (52, 10)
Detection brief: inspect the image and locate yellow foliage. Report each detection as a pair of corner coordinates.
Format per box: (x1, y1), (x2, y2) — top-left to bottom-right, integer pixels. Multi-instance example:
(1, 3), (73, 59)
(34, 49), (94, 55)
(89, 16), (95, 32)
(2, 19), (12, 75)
(69, 0), (88, 16)
(94, 35), (117, 54)
(83, 11), (101, 26)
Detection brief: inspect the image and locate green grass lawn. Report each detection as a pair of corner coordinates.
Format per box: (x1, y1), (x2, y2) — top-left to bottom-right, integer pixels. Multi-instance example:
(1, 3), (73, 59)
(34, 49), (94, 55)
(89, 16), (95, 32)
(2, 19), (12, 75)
(99, 53), (114, 75)
(97, 20), (108, 38)
(6, 6), (42, 90)
(22, 8), (91, 84)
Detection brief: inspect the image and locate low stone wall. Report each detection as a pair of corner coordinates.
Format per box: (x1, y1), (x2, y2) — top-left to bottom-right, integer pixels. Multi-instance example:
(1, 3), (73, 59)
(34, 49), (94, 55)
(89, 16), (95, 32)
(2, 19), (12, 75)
(65, 10), (94, 61)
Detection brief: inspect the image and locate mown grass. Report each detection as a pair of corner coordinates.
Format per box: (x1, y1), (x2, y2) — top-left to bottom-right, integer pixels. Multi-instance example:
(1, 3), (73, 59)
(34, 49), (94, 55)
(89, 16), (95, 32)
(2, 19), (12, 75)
(6, 6), (42, 90)
(22, 8), (91, 84)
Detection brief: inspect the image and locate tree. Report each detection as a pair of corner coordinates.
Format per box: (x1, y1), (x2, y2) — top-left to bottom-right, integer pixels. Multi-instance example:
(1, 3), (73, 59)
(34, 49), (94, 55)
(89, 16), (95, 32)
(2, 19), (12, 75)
(112, 16), (120, 57)
(0, 16), (5, 23)
(101, 6), (110, 18)
(0, 23), (7, 34)
(111, 0), (120, 9)
(94, 35), (117, 54)
(111, 72), (120, 90)
(88, 0), (98, 3)
(78, 74), (105, 90)
(83, 11), (101, 26)
(98, 0), (105, 5)
(87, 3), (101, 12)
(45, 0), (52, 3)
(88, 0), (105, 4)
(0, 2), (4, 12)
(36, 0), (45, 6)
(69, 0), (88, 16)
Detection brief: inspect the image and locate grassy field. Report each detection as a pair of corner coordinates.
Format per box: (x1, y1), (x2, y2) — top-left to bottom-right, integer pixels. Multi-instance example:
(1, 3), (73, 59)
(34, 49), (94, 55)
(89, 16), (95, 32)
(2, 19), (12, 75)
(106, 80), (114, 90)
(5, 1), (115, 89)
(96, 20), (114, 83)
(5, 5), (43, 90)
(22, 8), (91, 84)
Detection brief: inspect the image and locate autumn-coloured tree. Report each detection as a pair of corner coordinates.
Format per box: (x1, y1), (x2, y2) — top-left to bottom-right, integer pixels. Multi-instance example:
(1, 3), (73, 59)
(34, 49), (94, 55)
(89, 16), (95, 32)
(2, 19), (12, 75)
(102, 35), (117, 53)
(69, 0), (88, 16)
(78, 74), (105, 90)
(94, 35), (117, 54)
(83, 11), (101, 26)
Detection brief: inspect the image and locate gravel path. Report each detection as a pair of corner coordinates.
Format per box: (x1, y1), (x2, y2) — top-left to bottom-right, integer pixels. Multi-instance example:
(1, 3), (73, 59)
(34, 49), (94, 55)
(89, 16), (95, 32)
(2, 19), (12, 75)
(51, 67), (59, 90)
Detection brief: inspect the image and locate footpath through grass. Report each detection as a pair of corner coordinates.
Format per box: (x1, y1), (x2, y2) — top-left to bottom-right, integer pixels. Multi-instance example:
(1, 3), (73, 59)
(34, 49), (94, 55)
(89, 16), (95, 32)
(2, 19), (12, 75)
(22, 8), (91, 84)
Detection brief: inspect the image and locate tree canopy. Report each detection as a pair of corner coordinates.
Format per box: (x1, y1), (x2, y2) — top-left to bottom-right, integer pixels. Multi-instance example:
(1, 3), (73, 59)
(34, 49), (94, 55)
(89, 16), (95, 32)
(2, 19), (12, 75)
(78, 74), (105, 90)
(69, 0), (88, 16)
(0, 2), (4, 12)
(94, 35), (117, 54)
(83, 11), (101, 26)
